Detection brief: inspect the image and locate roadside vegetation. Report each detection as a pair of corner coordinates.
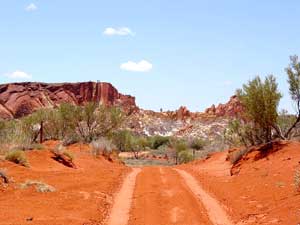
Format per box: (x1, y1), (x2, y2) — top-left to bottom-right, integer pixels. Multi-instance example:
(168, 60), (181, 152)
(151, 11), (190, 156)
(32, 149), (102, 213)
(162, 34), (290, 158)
(224, 55), (300, 164)
(1, 56), (300, 167)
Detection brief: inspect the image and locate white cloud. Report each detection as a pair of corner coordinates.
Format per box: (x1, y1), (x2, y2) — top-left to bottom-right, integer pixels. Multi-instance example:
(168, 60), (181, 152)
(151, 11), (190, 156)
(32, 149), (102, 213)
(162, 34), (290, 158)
(120, 60), (153, 72)
(25, 3), (37, 12)
(5, 71), (32, 80)
(103, 27), (134, 36)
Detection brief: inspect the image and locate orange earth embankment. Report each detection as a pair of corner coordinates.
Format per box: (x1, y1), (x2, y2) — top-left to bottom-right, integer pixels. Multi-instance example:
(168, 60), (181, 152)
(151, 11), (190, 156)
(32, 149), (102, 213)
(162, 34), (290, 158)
(0, 141), (129, 225)
(180, 141), (300, 224)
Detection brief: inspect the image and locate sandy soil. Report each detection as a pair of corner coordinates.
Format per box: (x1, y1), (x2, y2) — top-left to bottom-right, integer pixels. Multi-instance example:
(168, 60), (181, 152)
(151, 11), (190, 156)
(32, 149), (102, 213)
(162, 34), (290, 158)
(181, 141), (300, 224)
(1, 140), (300, 225)
(0, 141), (129, 225)
(107, 168), (141, 225)
(127, 167), (213, 225)
(175, 169), (234, 225)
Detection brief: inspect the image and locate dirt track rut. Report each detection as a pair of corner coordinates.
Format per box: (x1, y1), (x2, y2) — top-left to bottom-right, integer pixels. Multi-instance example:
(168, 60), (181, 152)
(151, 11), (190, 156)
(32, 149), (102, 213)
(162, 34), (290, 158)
(107, 167), (233, 225)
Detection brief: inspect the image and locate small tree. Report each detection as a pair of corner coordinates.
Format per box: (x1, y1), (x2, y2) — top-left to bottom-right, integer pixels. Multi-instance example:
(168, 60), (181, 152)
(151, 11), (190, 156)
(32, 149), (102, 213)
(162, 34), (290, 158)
(283, 55), (300, 138)
(189, 138), (206, 158)
(237, 75), (282, 143)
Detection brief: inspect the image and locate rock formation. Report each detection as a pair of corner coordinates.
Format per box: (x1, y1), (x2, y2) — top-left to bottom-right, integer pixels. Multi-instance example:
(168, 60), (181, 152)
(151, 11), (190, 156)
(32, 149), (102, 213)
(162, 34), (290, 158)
(204, 95), (243, 117)
(0, 82), (137, 119)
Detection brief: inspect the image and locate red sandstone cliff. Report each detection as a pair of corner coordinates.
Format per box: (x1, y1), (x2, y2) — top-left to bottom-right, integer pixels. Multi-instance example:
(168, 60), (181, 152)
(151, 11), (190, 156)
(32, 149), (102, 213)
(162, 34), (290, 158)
(0, 82), (137, 119)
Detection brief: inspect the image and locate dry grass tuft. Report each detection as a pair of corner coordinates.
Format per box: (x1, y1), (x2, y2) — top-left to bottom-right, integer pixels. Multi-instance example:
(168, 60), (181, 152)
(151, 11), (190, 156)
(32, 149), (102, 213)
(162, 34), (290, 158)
(20, 180), (56, 193)
(5, 150), (29, 167)
(227, 148), (249, 165)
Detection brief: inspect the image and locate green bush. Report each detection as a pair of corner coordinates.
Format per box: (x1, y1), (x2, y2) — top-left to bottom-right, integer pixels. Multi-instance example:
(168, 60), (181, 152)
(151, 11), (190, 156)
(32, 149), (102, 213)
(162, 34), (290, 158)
(174, 140), (188, 153)
(5, 150), (29, 167)
(189, 138), (205, 150)
(150, 136), (170, 149)
(112, 130), (134, 152)
(237, 75), (281, 144)
(178, 150), (193, 164)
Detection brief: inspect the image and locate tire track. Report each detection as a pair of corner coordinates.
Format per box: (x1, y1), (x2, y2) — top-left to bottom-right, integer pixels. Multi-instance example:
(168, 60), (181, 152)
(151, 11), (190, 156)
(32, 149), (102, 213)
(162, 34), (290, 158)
(107, 168), (141, 225)
(174, 168), (234, 225)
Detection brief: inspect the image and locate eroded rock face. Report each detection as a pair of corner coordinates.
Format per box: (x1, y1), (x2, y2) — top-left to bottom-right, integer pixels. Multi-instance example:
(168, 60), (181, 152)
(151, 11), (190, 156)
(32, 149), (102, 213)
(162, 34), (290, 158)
(205, 95), (243, 117)
(0, 82), (137, 119)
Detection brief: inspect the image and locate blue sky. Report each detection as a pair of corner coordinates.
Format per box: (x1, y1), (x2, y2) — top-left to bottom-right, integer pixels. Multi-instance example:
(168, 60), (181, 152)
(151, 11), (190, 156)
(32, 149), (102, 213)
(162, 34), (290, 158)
(1, 1), (300, 112)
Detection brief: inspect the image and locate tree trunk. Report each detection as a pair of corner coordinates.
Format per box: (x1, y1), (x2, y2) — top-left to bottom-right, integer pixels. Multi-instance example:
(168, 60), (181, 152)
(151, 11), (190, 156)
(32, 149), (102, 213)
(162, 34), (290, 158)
(40, 121), (44, 144)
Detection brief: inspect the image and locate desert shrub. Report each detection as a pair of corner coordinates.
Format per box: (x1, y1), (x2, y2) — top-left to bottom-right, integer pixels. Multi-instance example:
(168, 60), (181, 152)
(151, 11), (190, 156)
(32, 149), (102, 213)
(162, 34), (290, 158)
(170, 139), (190, 164)
(0, 120), (32, 152)
(178, 150), (193, 164)
(277, 109), (300, 138)
(51, 144), (75, 168)
(130, 136), (151, 159)
(76, 103), (124, 142)
(112, 130), (135, 152)
(150, 135), (170, 149)
(112, 131), (149, 159)
(294, 169), (300, 193)
(189, 138), (206, 150)
(174, 140), (188, 153)
(136, 137), (149, 150)
(224, 120), (256, 147)
(283, 55), (300, 139)
(20, 180), (56, 192)
(90, 137), (116, 158)
(20, 109), (52, 143)
(48, 103), (122, 143)
(5, 150), (29, 167)
(29, 143), (44, 150)
(227, 148), (249, 165)
(62, 151), (74, 161)
(0, 169), (9, 184)
(62, 134), (81, 146)
(237, 75), (282, 144)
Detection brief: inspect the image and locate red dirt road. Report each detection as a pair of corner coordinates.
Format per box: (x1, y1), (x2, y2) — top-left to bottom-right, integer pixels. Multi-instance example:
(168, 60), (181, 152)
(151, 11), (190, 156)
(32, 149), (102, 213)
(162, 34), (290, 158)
(2, 141), (300, 225)
(106, 166), (233, 225)
(107, 168), (141, 225)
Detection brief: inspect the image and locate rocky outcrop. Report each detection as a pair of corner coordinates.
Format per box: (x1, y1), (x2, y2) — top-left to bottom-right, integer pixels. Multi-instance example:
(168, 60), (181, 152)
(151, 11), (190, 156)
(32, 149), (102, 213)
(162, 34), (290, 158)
(0, 82), (137, 119)
(205, 95), (243, 117)
(165, 106), (193, 121)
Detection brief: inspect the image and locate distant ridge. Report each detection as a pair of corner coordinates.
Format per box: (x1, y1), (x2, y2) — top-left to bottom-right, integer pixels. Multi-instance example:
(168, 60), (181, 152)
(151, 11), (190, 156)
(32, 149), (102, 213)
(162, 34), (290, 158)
(0, 81), (137, 119)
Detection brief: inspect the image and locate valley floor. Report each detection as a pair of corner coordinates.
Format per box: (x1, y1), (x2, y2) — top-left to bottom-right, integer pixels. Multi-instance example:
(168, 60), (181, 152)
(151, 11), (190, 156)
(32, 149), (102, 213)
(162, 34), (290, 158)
(1, 141), (300, 225)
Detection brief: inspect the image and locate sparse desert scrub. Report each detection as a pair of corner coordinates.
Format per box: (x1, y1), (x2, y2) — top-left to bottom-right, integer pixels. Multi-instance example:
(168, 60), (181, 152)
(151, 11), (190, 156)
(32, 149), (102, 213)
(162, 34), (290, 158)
(149, 135), (170, 149)
(20, 180), (56, 193)
(227, 148), (249, 165)
(189, 138), (206, 150)
(112, 130), (146, 159)
(90, 137), (116, 159)
(172, 139), (194, 164)
(0, 169), (9, 184)
(5, 150), (29, 167)
(294, 169), (300, 193)
(51, 144), (76, 168)
(178, 150), (194, 164)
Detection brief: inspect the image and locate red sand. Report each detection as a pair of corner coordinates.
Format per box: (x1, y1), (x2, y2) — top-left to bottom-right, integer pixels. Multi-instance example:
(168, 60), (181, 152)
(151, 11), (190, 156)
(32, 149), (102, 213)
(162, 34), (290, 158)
(1, 140), (300, 225)
(0, 141), (129, 225)
(181, 141), (300, 224)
